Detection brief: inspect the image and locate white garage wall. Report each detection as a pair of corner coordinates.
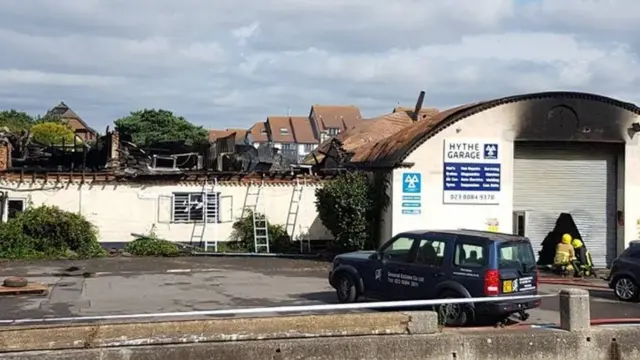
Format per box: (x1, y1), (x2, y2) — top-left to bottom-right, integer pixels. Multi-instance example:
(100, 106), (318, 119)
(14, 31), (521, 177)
(0, 180), (332, 244)
(391, 104), (516, 237)
(386, 101), (639, 255)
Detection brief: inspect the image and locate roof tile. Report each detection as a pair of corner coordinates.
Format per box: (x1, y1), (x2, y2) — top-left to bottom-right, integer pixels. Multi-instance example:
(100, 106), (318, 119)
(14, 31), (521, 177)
(349, 103), (478, 165)
(267, 116), (297, 143)
(290, 117), (317, 144)
(248, 122), (269, 143)
(311, 105), (363, 132)
(208, 128), (249, 143)
(304, 109), (440, 165)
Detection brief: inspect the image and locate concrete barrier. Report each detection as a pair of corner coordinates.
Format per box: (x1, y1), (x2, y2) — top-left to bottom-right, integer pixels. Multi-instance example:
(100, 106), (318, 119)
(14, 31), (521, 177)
(0, 288), (639, 360)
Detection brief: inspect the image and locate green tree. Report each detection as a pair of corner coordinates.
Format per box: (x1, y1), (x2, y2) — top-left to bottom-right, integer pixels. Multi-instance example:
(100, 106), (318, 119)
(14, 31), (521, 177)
(315, 172), (374, 252)
(0, 110), (34, 132)
(114, 109), (208, 147)
(34, 113), (64, 125)
(31, 122), (76, 146)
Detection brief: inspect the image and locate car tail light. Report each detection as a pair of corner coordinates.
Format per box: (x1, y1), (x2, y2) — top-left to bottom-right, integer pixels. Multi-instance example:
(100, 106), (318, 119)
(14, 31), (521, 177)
(484, 269), (499, 296)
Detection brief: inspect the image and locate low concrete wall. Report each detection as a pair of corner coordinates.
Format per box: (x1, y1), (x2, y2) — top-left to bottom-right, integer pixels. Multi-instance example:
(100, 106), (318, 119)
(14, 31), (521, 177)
(0, 312), (423, 352)
(0, 327), (637, 360)
(0, 289), (637, 360)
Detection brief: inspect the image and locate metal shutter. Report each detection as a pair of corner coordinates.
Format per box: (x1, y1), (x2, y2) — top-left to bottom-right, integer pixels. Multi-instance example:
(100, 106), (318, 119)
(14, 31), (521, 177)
(513, 142), (617, 267)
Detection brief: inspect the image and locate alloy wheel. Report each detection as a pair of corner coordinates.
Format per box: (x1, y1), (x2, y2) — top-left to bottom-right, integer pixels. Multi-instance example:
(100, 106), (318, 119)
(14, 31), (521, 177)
(338, 277), (351, 300)
(615, 278), (636, 300)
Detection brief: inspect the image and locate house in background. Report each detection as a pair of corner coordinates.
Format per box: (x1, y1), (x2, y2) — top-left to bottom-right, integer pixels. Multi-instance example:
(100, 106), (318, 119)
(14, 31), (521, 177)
(46, 102), (98, 141)
(265, 116), (319, 163)
(309, 105), (363, 143)
(208, 128), (251, 145)
(208, 104), (364, 164)
(248, 122), (269, 148)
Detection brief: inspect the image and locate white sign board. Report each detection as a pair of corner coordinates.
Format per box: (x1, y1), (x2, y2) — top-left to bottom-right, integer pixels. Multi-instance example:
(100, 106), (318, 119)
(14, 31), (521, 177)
(443, 139), (502, 204)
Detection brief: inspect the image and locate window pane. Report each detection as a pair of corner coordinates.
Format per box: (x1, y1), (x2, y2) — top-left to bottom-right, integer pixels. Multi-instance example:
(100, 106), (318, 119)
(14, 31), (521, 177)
(499, 242), (536, 269)
(416, 239), (445, 266)
(206, 193), (220, 223)
(382, 236), (414, 261)
(7, 199), (24, 220)
(173, 194), (190, 222)
(454, 243), (486, 267)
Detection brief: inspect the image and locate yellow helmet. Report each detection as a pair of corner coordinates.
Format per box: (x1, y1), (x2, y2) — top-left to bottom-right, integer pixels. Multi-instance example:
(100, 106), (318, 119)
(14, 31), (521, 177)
(561, 233), (572, 244)
(572, 239), (583, 248)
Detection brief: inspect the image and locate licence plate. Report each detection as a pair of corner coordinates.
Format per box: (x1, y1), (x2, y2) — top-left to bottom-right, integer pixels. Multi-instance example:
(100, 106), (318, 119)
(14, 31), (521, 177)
(503, 280), (513, 293)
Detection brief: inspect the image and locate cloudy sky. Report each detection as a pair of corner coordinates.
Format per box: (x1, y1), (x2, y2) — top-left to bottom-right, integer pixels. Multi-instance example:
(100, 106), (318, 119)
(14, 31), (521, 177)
(0, 0), (639, 131)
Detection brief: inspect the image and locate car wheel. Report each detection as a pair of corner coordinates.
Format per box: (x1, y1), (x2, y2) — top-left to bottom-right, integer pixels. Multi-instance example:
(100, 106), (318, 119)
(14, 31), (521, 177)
(614, 276), (639, 302)
(436, 291), (469, 327)
(335, 274), (358, 303)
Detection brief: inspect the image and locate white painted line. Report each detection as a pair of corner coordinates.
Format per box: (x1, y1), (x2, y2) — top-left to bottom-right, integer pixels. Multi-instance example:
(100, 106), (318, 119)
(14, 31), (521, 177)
(0, 293), (556, 325)
(166, 269), (192, 273)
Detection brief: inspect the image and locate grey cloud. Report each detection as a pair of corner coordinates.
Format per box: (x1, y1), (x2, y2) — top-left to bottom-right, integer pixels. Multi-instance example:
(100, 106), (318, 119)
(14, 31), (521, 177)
(0, 0), (639, 130)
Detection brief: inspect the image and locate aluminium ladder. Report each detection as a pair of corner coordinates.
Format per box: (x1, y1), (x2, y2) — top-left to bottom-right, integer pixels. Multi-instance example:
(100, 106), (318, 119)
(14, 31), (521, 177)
(242, 181), (270, 253)
(189, 178), (219, 252)
(285, 179), (304, 241)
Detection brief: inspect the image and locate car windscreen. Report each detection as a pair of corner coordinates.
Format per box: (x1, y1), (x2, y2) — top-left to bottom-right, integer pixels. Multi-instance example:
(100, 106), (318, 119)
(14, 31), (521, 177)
(498, 241), (536, 271)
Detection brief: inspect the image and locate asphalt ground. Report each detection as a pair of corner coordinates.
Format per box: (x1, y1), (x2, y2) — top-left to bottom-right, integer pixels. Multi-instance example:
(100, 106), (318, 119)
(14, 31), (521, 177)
(0, 257), (636, 326)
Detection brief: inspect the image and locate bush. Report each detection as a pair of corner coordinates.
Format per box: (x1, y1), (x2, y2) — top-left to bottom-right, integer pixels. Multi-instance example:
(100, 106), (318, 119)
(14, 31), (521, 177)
(31, 122), (76, 146)
(0, 205), (106, 260)
(125, 226), (180, 257)
(228, 209), (291, 253)
(315, 172), (375, 252)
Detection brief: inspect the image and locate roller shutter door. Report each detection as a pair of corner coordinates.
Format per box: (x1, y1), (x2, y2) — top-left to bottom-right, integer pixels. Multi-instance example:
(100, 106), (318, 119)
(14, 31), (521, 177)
(513, 142), (617, 267)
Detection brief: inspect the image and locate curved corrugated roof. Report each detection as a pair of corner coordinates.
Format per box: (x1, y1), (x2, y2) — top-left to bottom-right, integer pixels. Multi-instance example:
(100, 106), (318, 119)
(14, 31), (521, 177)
(349, 91), (640, 168)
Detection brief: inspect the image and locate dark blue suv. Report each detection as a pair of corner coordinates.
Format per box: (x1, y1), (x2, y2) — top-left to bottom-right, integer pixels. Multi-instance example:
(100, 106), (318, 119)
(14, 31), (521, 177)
(328, 229), (540, 326)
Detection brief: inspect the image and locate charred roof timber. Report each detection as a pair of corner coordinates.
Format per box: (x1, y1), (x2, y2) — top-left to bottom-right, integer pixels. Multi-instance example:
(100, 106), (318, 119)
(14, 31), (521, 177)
(303, 90), (436, 171)
(0, 124), (325, 181)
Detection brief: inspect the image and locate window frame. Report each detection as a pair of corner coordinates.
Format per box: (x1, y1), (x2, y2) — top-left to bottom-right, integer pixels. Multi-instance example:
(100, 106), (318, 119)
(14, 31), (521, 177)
(303, 143), (316, 152)
(4, 197), (27, 222)
(171, 192), (221, 224)
(327, 127), (340, 136)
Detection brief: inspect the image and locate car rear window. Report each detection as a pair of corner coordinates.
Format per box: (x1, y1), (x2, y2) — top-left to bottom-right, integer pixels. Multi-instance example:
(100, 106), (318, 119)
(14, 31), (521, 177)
(499, 241), (536, 270)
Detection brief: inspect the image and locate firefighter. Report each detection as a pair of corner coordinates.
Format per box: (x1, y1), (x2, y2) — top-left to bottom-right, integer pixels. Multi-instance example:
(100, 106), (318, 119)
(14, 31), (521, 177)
(554, 233), (576, 274)
(572, 238), (594, 277)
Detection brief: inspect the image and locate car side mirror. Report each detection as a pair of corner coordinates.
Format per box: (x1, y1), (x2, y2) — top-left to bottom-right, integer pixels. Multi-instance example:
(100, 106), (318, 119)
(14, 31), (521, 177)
(370, 252), (381, 260)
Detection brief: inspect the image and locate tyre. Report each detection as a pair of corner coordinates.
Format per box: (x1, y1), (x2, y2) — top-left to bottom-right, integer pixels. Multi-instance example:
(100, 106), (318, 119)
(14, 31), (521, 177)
(335, 273), (358, 303)
(3, 277), (28, 288)
(613, 276), (639, 302)
(436, 290), (469, 327)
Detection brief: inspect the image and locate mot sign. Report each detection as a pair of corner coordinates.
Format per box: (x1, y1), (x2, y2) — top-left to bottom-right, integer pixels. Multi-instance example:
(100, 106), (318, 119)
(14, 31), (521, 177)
(443, 139), (501, 205)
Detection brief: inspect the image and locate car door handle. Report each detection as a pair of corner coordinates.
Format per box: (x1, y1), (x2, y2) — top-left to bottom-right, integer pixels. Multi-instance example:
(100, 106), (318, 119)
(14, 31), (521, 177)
(434, 272), (445, 278)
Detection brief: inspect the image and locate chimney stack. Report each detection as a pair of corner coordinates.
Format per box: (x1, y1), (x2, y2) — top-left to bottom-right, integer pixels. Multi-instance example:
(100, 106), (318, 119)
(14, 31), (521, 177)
(412, 90), (426, 122)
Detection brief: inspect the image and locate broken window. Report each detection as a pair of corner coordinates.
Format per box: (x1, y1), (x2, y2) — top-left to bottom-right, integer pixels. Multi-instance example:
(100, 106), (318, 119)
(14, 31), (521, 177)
(172, 192), (221, 223)
(6, 198), (25, 220)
